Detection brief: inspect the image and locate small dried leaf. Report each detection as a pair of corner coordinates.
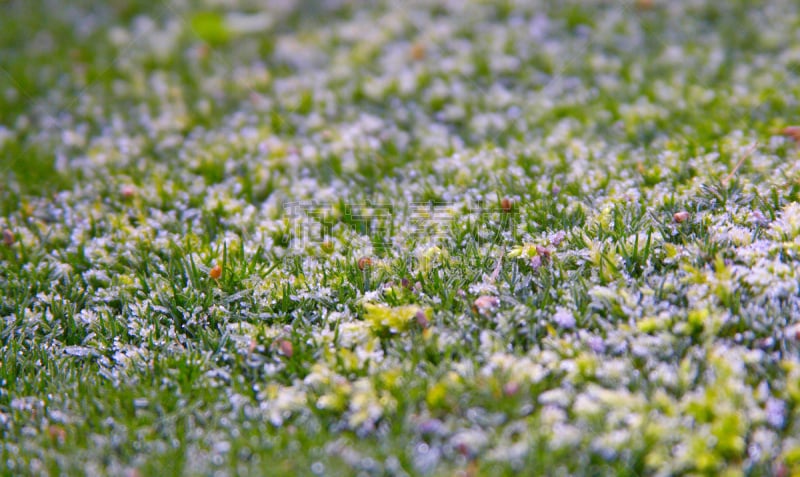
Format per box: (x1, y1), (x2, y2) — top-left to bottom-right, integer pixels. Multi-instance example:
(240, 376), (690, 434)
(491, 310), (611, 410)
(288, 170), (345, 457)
(415, 310), (429, 328)
(673, 211), (690, 223)
(278, 339), (293, 358)
(47, 425), (66, 442)
(2, 229), (14, 246)
(358, 257), (372, 270)
(410, 42), (426, 61)
(473, 295), (500, 314)
(780, 126), (800, 143)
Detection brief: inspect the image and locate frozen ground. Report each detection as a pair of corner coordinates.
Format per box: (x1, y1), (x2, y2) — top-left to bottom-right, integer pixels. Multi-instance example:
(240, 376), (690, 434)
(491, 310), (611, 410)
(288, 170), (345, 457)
(2, 0), (800, 475)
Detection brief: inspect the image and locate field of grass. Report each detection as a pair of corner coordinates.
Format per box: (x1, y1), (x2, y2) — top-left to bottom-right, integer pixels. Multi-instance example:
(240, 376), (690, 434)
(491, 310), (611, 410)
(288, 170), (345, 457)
(3, 0), (800, 475)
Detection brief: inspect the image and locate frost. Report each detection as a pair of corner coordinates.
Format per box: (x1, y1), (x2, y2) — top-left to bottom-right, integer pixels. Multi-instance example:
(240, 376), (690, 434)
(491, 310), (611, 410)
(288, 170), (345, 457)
(64, 346), (94, 357)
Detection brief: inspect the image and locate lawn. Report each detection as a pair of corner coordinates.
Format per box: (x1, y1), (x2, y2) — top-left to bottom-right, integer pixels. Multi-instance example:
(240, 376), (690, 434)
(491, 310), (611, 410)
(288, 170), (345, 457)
(2, 0), (800, 475)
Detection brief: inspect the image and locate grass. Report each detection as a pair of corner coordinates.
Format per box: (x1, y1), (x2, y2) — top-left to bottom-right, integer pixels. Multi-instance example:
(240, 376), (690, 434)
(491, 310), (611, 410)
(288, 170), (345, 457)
(2, 0), (800, 475)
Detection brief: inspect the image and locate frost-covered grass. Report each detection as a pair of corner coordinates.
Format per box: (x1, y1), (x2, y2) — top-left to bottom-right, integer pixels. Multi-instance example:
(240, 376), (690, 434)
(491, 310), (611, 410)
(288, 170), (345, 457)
(3, 0), (800, 475)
